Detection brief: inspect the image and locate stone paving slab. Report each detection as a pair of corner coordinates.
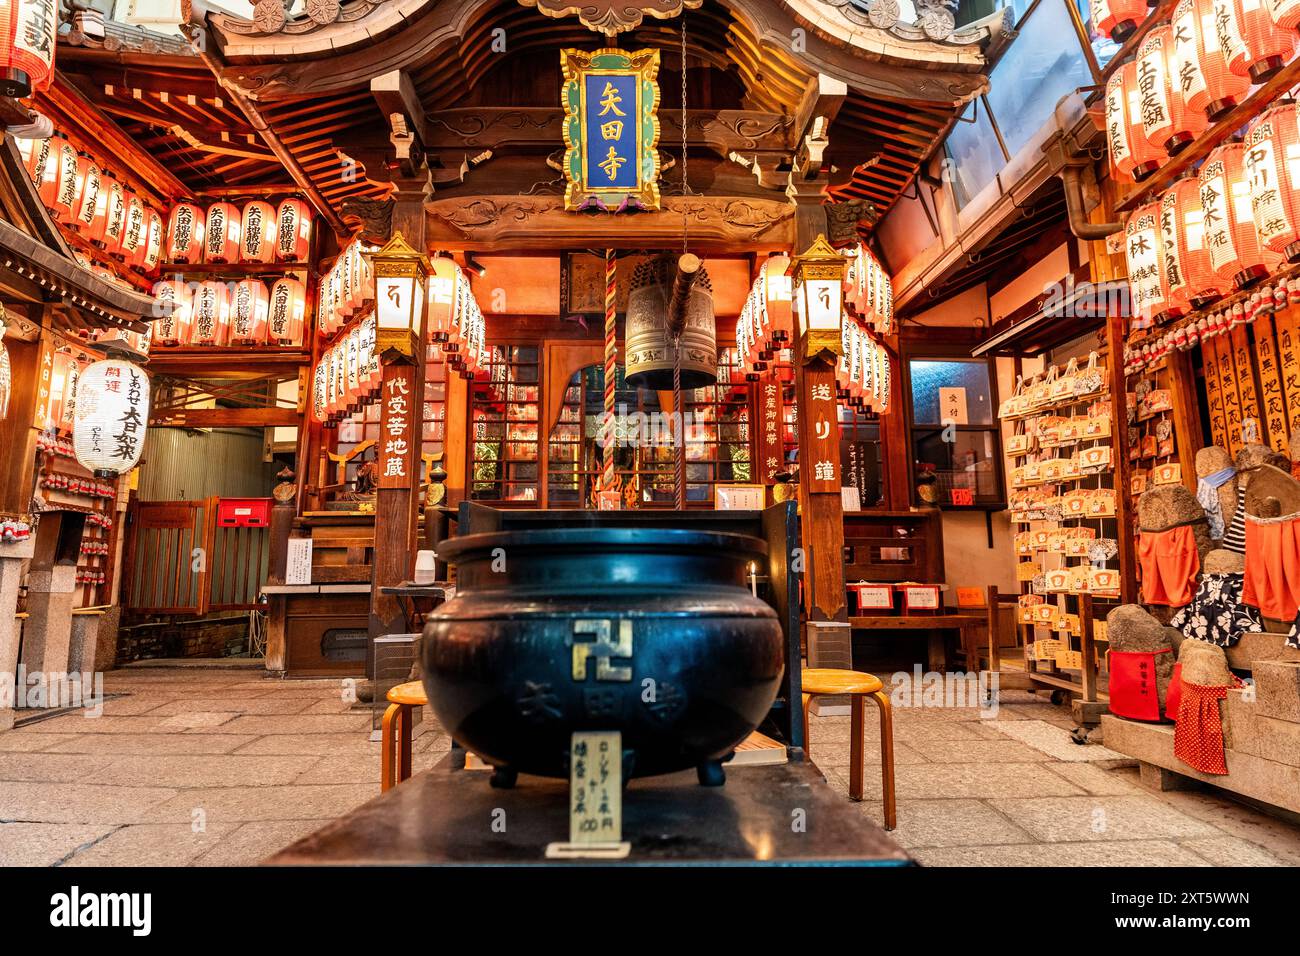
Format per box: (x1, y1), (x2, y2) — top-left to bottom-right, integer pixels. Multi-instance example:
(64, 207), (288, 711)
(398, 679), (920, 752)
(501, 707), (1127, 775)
(60, 823), (240, 867)
(0, 753), (114, 782)
(148, 698), (319, 716)
(871, 798), (1038, 850)
(190, 820), (335, 866)
(912, 840), (1212, 867)
(43, 734), (260, 755)
(89, 754), (323, 788)
(140, 784), (378, 826)
(989, 719), (1131, 763)
(0, 783), (179, 824)
(988, 795), (1223, 843)
(216, 715), (372, 736)
(0, 823), (115, 866)
(905, 738), (1051, 764)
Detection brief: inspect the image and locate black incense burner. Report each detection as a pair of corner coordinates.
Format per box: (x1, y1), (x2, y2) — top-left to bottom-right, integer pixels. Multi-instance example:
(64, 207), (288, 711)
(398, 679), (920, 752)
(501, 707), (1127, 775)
(422, 527), (784, 788)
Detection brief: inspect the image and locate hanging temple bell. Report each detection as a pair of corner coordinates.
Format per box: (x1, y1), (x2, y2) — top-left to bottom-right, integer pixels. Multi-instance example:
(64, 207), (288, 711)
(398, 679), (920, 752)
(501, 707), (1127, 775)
(624, 253), (718, 391)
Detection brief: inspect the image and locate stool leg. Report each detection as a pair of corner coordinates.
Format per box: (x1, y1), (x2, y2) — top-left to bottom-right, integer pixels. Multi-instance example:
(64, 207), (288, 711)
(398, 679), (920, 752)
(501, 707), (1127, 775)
(871, 690), (896, 830)
(802, 692), (812, 759)
(849, 694), (864, 801)
(381, 703), (401, 792)
(399, 703), (413, 784)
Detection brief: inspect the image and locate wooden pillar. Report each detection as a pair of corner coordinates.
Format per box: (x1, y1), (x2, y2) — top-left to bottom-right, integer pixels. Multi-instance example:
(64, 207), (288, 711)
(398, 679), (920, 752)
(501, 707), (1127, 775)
(368, 178), (430, 670)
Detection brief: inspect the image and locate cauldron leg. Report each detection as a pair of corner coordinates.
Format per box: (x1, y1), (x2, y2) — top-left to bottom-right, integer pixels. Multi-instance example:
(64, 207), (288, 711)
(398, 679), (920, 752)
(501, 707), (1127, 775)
(489, 766), (518, 789)
(696, 759), (726, 787)
(621, 749), (636, 789)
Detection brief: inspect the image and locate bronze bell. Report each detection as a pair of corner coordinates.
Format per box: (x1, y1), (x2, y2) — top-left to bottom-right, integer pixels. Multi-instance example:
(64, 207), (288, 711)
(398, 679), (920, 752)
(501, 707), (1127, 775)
(624, 253), (717, 390)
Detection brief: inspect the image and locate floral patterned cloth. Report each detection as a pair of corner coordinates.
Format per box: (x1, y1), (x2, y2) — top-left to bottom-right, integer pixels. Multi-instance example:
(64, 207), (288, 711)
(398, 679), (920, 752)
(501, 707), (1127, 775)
(1170, 572), (1300, 649)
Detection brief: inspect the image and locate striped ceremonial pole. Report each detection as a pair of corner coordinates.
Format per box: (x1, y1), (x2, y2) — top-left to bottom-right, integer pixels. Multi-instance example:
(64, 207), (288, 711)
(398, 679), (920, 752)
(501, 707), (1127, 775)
(603, 248), (617, 494)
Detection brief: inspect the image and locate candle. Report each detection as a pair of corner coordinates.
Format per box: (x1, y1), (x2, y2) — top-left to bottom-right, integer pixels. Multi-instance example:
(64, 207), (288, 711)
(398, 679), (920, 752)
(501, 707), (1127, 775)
(749, 562), (757, 597)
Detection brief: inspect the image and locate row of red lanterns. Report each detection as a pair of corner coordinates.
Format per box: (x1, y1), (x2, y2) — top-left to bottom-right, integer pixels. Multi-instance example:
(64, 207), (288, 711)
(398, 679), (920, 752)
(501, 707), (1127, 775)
(1106, 0), (1300, 184)
(1125, 100), (1300, 327)
(151, 278), (308, 347)
(430, 258), (489, 381)
(18, 133), (165, 273)
(166, 198), (312, 265)
(735, 256), (793, 379)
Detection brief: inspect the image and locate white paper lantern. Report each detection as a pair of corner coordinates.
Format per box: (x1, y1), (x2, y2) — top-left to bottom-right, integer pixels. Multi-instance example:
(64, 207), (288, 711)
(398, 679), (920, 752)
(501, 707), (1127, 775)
(73, 359), (150, 476)
(0, 324), (10, 420)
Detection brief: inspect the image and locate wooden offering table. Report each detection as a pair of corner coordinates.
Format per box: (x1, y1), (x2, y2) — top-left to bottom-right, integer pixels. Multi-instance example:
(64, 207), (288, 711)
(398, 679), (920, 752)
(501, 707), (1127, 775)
(266, 755), (911, 867)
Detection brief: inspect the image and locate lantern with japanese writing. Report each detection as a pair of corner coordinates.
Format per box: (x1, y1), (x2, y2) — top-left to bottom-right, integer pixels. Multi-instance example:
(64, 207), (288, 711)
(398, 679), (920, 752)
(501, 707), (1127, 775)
(59, 351), (90, 434)
(142, 208), (164, 273)
(0, 0), (59, 98)
(369, 232), (428, 360)
(37, 134), (73, 214)
(166, 202), (204, 263)
(1201, 141), (1280, 289)
(1126, 204), (1169, 328)
(268, 277), (306, 346)
(73, 159), (101, 234)
(96, 176), (127, 251)
(1106, 70), (1139, 181)
(312, 358), (327, 423)
(1168, 175), (1228, 304)
(1122, 61), (1165, 181)
(1267, 0), (1300, 27)
(1221, 0), (1296, 82)
(426, 256), (461, 344)
(118, 191), (147, 264)
(1091, 0), (1148, 41)
(203, 202), (240, 264)
(792, 234), (846, 363)
(1157, 187), (1194, 317)
(1245, 102), (1300, 263)
(191, 281), (231, 346)
(152, 279), (192, 346)
(344, 326), (362, 405)
(759, 254), (792, 349)
(22, 135), (49, 182)
(73, 360), (151, 476)
(1139, 27), (1207, 156)
(240, 201), (276, 264)
(230, 280), (270, 345)
(359, 314), (380, 395)
(1189, 0), (1252, 118)
(275, 198), (312, 262)
(45, 347), (75, 431)
(0, 321), (9, 421)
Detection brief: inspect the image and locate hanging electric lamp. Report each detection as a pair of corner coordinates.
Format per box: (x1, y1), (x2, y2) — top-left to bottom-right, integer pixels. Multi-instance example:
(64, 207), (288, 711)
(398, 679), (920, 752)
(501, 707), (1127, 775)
(203, 201), (241, 264)
(1139, 27), (1207, 155)
(1092, 0), (1149, 41)
(1126, 204), (1169, 329)
(152, 279), (193, 346)
(230, 280), (270, 345)
(1245, 101), (1300, 263)
(0, 0), (59, 98)
(73, 360), (151, 476)
(240, 201), (276, 264)
(166, 202), (205, 263)
(268, 277), (306, 346)
(1190, 0), (1252, 118)
(1201, 140), (1281, 289)
(275, 198), (312, 262)
(1223, 0), (1296, 82)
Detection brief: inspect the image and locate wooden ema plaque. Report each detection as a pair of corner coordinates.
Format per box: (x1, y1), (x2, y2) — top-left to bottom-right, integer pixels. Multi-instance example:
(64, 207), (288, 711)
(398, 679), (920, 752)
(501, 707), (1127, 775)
(1274, 307), (1300, 438)
(1230, 325), (1261, 444)
(1253, 311), (1290, 453)
(1203, 336), (1229, 450)
(1214, 335), (1243, 455)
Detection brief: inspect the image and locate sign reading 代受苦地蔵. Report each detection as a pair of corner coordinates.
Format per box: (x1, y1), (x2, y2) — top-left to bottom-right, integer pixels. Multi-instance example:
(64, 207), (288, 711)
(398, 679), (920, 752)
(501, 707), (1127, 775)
(561, 48), (661, 212)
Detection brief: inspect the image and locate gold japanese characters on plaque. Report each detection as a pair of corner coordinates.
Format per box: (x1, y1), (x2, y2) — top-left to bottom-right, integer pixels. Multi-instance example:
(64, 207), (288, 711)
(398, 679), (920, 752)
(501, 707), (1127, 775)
(560, 48), (661, 212)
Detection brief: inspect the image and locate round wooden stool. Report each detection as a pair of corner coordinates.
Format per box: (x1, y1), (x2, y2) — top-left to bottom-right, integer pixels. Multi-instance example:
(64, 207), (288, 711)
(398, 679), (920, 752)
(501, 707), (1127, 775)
(801, 667), (896, 830)
(381, 680), (427, 792)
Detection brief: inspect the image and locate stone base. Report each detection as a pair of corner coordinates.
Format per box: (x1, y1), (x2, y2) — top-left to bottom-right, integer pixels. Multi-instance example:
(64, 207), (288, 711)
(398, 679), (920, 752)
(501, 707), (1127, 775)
(1226, 632), (1300, 671)
(1101, 714), (1300, 815)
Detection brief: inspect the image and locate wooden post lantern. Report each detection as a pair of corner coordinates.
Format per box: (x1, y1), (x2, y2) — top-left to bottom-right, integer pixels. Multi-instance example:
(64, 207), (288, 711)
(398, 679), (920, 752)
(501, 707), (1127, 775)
(0, 0), (59, 98)
(369, 232), (428, 362)
(791, 234), (846, 364)
(73, 359), (150, 477)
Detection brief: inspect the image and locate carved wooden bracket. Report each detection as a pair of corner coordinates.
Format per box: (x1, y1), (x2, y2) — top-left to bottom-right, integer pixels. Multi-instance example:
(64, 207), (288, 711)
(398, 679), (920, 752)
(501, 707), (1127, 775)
(518, 0), (703, 34)
(340, 197), (395, 243)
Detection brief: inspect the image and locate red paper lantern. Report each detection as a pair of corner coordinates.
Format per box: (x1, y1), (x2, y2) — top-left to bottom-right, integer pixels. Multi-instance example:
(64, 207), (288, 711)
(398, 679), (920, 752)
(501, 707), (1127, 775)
(203, 202), (241, 264)
(1266, 0), (1300, 29)
(1107, 68), (1164, 182)
(240, 201), (276, 264)
(37, 133), (71, 212)
(73, 159), (101, 233)
(46, 347), (74, 432)
(118, 191), (147, 263)
(426, 257), (461, 343)
(0, 323), (10, 421)
(360, 315), (380, 395)
(230, 280), (270, 345)
(1201, 141), (1281, 289)
(268, 277), (306, 346)
(1126, 204), (1169, 329)
(1222, 0), (1296, 82)
(22, 135), (49, 182)
(0, 0), (59, 98)
(166, 202), (205, 263)
(1091, 0), (1148, 41)
(191, 281), (231, 346)
(152, 280), (193, 346)
(275, 198), (312, 262)
(142, 208), (164, 274)
(1157, 187), (1197, 316)
(1139, 27), (1207, 155)
(97, 177), (127, 251)
(1246, 102), (1300, 262)
(759, 255), (792, 348)
(1123, 62), (1166, 181)
(1192, 0), (1252, 118)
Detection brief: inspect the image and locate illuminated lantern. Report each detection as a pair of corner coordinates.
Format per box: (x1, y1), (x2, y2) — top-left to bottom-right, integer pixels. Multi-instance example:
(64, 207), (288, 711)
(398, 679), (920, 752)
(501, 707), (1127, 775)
(37, 134), (72, 213)
(1121, 61), (1165, 181)
(1105, 71), (1139, 181)
(22, 135), (49, 183)
(230, 280), (270, 345)
(275, 198), (312, 262)
(1245, 102), (1300, 263)
(59, 352), (90, 434)
(142, 208), (164, 273)
(73, 160), (101, 233)
(426, 257), (460, 343)
(1221, 0), (1296, 82)
(1190, 0), (1251, 118)
(118, 191), (147, 264)
(240, 201), (276, 263)
(759, 255), (792, 348)
(97, 177), (127, 251)
(338, 245), (355, 321)
(203, 202), (241, 264)
(0, 0), (59, 97)
(312, 358), (327, 423)
(345, 326), (362, 405)
(191, 281), (231, 346)
(268, 277), (306, 346)
(1139, 27), (1206, 156)
(370, 233), (427, 360)
(359, 315), (380, 395)
(152, 279), (192, 346)
(166, 202), (205, 263)
(1201, 141), (1280, 289)
(50, 142), (79, 222)
(73, 360), (151, 476)
(863, 249), (893, 334)
(1091, 0), (1148, 41)
(1125, 204), (1168, 329)
(1157, 187), (1196, 316)
(1267, 0), (1300, 28)
(0, 323), (9, 420)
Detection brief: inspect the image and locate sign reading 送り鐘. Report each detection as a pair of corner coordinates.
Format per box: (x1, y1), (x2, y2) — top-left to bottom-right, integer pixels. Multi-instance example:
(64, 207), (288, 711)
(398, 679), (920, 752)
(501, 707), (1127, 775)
(561, 48), (660, 212)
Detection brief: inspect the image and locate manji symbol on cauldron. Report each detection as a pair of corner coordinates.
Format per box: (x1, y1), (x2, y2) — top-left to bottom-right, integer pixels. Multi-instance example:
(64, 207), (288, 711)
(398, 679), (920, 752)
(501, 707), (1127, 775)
(570, 619), (634, 682)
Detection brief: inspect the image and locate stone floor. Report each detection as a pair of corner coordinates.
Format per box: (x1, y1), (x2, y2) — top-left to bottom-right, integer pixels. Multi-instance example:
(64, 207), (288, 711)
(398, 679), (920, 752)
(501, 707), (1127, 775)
(0, 666), (1298, 866)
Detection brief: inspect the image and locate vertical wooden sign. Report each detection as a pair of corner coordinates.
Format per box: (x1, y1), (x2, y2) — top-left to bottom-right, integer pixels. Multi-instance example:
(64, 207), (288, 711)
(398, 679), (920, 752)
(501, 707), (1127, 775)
(1230, 325), (1261, 443)
(568, 730), (622, 845)
(1275, 306), (1300, 439)
(378, 364), (416, 489)
(1202, 339), (1229, 451)
(800, 364), (841, 493)
(1252, 313), (1290, 453)
(756, 373), (785, 485)
(1215, 335), (1244, 455)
